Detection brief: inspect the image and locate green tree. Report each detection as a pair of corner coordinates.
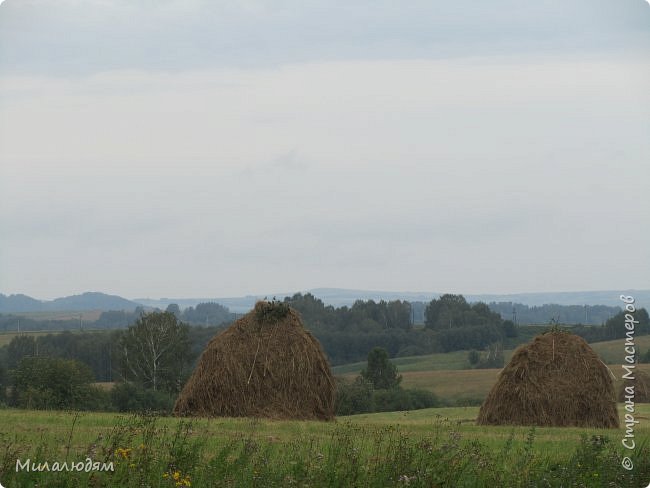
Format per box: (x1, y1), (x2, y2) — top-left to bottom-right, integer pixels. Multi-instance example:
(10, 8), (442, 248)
(11, 356), (104, 410)
(182, 302), (232, 326)
(166, 303), (181, 318)
(361, 347), (401, 390)
(7, 335), (36, 369)
(425, 294), (503, 330)
(110, 382), (173, 413)
(119, 311), (192, 392)
(425, 294), (469, 329)
(372, 388), (438, 412)
(603, 309), (650, 340)
(502, 319), (517, 338)
(335, 377), (373, 415)
(35, 330), (117, 382)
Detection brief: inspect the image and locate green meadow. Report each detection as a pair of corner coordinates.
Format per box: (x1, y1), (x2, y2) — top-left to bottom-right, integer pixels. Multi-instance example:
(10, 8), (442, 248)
(1, 333), (649, 486)
(0, 405), (649, 487)
(332, 335), (650, 405)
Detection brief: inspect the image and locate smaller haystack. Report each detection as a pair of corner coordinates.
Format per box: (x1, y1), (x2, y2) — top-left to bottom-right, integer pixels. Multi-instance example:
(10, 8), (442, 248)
(174, 301), (336, 420)
(477, 331), (619, 428)
(618, 369), (650, 403)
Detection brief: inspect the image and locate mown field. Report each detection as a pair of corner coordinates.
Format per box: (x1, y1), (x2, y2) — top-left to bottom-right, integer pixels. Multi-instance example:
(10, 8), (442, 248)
(0, 404), (649, 487)
(332, 335), (650, 375)
(333, 335), (650, 404)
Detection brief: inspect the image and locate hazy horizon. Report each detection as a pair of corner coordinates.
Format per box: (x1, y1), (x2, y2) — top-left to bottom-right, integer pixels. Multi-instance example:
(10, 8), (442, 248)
(1, 0), (649, 300)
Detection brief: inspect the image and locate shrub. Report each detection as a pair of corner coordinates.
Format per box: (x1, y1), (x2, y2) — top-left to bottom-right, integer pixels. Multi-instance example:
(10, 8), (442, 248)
(372, 387), (439, 412)
(336, 377), (439, 415)
(11, 356), (102, 410)
(335, 377), (373, 415)
(360, 347), (401, 390)
(111, 382), (174, 413)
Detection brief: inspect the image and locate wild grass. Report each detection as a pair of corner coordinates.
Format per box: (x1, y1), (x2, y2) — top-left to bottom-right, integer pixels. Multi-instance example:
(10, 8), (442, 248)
(0, 406), (648, 487)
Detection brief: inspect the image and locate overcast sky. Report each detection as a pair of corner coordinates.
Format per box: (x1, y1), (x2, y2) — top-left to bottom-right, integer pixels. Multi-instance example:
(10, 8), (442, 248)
(1, 0), (649, 300)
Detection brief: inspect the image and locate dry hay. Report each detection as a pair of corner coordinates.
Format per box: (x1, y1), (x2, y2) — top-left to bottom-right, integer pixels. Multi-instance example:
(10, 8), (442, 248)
(618, 369), (650, 403)
(174, 301), (336, 420)
(477, 330), (619, 428)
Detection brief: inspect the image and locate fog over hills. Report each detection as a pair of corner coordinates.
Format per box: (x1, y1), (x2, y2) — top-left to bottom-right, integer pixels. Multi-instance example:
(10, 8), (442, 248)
(0, 292), (141, 314)
(1, 1), (648, 302)
(2, 289), (647, 315)
(136, 289), (648, 313)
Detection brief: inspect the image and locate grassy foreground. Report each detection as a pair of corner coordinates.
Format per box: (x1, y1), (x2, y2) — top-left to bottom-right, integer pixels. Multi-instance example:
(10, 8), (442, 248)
(0, 405), (648, 487)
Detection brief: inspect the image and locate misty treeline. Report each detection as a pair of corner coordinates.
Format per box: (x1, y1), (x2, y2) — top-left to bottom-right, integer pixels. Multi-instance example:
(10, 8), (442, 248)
(0, 296), (649, 414)
(287, 293), (515, 363)
(0, 295), (646, 375)
(0, 302), (235, 333)
(0, 297), (620, 335)
(88, 302), (234, 329)
(0, 312), (212, 412)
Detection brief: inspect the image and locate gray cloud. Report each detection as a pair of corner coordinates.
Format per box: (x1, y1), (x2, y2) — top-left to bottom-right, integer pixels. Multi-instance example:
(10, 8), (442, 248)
(1, 0), (649, 76)
(0, 1), (649, 298)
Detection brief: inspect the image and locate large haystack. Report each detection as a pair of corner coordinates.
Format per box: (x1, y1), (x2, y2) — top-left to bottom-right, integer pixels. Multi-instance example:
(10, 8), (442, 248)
(174, 301), (336, 420)
(618, 369), (650, 403)
(477, 331), (619, 428)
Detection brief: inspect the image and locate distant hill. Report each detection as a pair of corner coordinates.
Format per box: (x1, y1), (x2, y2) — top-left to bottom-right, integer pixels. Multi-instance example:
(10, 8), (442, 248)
(47, 292), (140, 312)
(0, 292), (140, 314)
(466, 290), (650, 308)
(134, 295), (289, 313)
(134, 288), (650, 313)
(3, 288), (647, 315)
(0, 293), (45, 313)
(294, 288), (648, 309)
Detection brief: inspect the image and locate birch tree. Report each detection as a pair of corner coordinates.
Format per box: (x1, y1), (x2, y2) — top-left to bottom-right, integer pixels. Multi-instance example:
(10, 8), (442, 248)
(119, 311), (191, 392)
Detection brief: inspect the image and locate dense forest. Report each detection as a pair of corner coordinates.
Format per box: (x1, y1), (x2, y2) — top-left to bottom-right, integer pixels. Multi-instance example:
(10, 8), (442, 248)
(0, 294), (648, 414)
(0, 302), (236, 332)
(0, 294), (646, 380)
(0, 297), (620, 335)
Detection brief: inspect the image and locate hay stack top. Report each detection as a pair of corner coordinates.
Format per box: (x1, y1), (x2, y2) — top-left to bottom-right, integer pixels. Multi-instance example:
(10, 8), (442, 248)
(477, 331), (619, 428)
(174, 301), (336, 420)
